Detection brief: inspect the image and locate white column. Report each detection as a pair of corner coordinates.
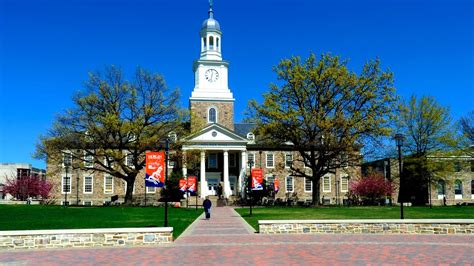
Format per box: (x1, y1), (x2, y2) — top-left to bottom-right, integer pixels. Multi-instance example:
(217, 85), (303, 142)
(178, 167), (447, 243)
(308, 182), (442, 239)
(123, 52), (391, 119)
(223, 150), (231, 198)
(200, 151), (207, 199)
(182, 151), (187, 177)
(240, 151), (247, 196)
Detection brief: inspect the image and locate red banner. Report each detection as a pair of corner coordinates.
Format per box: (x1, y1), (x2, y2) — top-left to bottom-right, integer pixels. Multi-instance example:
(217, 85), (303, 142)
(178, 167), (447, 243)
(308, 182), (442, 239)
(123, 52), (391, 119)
(179, 179), (187, 192)
(187, 176), (197, 193)
(145, 152), (165, 187)
(274, 178), (280, 193)
(251, 168), (264, 190)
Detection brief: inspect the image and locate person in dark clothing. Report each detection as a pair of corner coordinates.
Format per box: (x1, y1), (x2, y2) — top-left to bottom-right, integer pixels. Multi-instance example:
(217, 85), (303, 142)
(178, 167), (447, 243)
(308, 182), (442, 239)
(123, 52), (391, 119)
(217, 183), (223, 199)
(203, 197), (212, 219)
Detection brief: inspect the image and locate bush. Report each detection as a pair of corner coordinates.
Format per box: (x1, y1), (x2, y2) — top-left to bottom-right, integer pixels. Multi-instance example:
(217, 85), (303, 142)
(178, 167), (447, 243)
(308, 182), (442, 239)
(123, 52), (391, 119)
(350, 173), (392, 205)
(3, 176), (52, 200)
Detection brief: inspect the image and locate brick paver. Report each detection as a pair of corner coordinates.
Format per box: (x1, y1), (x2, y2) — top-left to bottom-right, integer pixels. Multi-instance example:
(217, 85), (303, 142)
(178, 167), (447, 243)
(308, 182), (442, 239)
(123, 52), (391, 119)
(1, 207), (473, 265)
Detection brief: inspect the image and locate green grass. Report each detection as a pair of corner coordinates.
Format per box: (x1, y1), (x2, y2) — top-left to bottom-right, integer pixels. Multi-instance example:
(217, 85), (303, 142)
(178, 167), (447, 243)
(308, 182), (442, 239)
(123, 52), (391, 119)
(0, 205), (202, 238)
(234, 206), (474, 231)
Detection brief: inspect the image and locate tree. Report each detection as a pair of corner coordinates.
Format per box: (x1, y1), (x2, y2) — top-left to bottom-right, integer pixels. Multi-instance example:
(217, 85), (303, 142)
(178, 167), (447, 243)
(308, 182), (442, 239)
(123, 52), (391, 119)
(249, 53), (396, 206)
(4, 176), (52, 200)
(460, 111), (474, 144)
(397, 95), (454, 156)
(36, 66), (185, 205)
(396, 95), (457, 205)
(350, 173), (392, 205)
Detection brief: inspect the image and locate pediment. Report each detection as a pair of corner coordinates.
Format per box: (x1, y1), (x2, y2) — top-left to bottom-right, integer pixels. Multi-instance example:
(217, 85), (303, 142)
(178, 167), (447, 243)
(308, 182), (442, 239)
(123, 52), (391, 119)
(184, 123), (248, 143)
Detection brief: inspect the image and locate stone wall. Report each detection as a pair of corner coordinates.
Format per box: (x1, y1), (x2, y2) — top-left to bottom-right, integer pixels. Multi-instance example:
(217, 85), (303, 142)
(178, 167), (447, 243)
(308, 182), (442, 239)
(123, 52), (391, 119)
(259, 219), (474, 235)
(190, 100), (234, 131)
(0, 227), (173, 250)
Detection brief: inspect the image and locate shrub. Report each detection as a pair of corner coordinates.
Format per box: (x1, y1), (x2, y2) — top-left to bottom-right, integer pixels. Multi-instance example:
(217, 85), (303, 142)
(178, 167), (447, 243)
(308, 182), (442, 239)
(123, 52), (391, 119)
(350, 173), (392, 205)
(3, 176), (52, 200)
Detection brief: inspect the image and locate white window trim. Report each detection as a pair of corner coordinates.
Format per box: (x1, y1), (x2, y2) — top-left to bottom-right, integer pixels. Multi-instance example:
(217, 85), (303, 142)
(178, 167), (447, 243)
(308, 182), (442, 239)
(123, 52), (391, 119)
(207, 106), (218, 123)
(286, 176), (294, 193)
(146, 186), (156, 193)
(247, 152), (256, 165)
(83, 201), (93, 206)
(340, 175), (349, 193)
(285, 153), (293, 169)
(61, 201), (70, 206)
(304, 152), (310, 169)
(83, 175), (93, 194)
(62, 151), (72, 168)
(304, 177), (312, 192)
(104, 176), (114, 194)
(323, 175), (331, 192)
(84, 151), (94, 168)
(266, 152), (275, 169)
(125, 152), (135, 169)
(61, 176), (72, 194)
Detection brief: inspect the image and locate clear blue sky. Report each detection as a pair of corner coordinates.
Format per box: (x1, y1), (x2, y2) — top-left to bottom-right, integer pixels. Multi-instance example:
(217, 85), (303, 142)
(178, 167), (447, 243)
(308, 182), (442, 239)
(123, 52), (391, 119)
(0, 0), (473, 169)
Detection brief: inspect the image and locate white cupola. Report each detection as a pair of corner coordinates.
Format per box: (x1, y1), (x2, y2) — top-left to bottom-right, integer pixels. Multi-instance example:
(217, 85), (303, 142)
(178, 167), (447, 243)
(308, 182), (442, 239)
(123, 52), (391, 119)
(200, 3), (222, 61)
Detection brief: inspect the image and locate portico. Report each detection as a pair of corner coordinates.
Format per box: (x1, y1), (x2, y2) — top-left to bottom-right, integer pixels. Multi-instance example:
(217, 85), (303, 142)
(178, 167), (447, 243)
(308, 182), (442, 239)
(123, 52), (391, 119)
(182, 124), (248, 199)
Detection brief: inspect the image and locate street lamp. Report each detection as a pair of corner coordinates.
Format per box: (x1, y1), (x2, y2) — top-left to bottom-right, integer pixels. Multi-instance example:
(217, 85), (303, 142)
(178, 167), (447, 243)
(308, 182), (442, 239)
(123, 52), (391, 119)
(76, 175), (80, 206)
(247, 158), (254, 216)
(163, 132), (176, 227)
(63, 152), (71, 207)
(394, 133), (405, 219)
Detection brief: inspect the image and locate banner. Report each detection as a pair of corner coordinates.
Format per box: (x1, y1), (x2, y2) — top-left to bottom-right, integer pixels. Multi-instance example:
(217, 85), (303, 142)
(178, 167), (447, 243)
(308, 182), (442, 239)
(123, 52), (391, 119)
(145, 151), (165, 187)
(187, 176), (197, 193)
(179, 179), (187, 192)
(274, 178), (280, 193)
(251, 168), (264, 190)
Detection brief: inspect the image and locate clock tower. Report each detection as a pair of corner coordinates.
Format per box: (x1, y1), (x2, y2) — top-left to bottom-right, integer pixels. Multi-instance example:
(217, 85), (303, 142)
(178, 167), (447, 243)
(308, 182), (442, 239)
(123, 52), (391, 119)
(190, 1), (235, 131)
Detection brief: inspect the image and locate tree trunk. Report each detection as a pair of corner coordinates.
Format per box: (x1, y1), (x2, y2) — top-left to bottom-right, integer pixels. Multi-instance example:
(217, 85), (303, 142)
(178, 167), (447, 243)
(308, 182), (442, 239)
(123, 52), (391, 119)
(124, 176), (136, 205)
(311, 173), (321, 206)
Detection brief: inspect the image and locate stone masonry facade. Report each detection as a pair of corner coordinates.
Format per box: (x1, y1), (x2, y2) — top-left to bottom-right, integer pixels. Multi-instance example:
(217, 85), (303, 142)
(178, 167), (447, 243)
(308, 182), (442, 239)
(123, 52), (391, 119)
(190, 100), (234, 131)
(0, 228), (173, 250)
(259, 220), (474, 235)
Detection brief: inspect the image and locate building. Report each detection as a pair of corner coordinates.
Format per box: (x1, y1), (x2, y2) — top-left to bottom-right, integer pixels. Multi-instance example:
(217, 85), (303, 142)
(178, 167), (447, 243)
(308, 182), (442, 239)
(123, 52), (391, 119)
(363, 155), (474, 206)
(46, 3), (359, 206)
(0, 163), (46, 200)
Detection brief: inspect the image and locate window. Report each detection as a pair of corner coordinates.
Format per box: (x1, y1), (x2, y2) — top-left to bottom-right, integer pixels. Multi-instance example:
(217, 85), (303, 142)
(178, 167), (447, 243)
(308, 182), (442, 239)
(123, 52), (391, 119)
(304, 177), (312, 192)
(304, 152), (310, 168)
(286, 176), (294, 192)
(341, 176), (349, 192)
(471, 161), (474, 172)
(83, 201), (92, 206)
(471, 180), (474, 196)
(84, 176), (93, 194)
(266, 153), (274, 168)
(323, 175), (331, 192)
(203, 37), (207, 48)
(208, 107), (217, 123)
(104, 176), (114, 194)
(247, 153), (255, 165)
(208, 153), (218, 168)
(146, 186), (156, 193)
(62, 176), (71, 193)
(229, 153), (236, 168)
(126, 153), (134, 168)
(216, 37), (219, 49)
(84, 152), (93, 168)
(267, 175), (275, 187)
(454, 179), (462, 195)
(285, 153), (293, 168)
(340, 154), (348, 168)
(209, 36), (214, 49)
(437, 180), (446, 195)
(63, 152), (72, 167)
(62, 201), (70, 206)
(454, 162), (462, 172)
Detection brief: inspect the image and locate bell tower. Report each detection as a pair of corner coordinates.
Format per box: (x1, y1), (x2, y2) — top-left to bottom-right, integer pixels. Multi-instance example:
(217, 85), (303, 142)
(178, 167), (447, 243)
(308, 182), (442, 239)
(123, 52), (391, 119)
(190, 1), (235, 132)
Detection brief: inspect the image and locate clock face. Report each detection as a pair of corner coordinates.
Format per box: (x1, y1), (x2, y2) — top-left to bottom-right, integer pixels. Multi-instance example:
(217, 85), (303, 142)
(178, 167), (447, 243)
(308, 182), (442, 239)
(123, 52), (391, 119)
(205, 69), (219, 82)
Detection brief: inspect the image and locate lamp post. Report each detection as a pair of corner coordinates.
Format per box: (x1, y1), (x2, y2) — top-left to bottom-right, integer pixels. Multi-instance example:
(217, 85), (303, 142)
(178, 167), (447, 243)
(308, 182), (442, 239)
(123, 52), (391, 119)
(76, 175), (79, 206)
(164, 137), (170, 227)
(63, 153), (71, 207)
(394, 133), (405, 219)
(248, 158), (254, 216)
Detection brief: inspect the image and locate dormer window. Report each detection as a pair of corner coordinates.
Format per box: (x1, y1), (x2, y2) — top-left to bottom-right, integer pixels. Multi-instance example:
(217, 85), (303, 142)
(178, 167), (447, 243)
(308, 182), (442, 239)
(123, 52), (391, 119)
(208, 107), (217, 123)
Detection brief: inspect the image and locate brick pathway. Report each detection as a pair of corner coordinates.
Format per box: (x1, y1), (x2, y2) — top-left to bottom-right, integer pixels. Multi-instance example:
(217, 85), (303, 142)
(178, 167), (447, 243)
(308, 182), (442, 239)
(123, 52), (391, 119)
(1, 207), (473, 265)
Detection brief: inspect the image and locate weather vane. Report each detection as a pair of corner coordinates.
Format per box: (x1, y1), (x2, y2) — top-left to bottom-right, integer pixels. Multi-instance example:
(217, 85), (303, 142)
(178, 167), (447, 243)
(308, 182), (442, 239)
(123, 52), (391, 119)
(209, 0), (214, 9)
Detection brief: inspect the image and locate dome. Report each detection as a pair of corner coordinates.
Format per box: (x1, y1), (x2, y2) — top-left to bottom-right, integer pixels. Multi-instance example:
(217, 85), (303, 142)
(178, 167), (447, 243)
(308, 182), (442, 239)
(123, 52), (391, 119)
(201, 17), (220, 31)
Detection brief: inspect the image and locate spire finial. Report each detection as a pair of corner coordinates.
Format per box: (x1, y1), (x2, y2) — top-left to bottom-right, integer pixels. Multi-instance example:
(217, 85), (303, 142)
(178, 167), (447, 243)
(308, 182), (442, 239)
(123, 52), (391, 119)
(208, 0), (214, 18)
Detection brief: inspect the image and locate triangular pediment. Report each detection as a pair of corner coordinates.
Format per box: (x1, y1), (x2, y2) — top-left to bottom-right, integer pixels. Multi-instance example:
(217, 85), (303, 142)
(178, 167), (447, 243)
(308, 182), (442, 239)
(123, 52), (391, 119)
(183, 123), (248, 144)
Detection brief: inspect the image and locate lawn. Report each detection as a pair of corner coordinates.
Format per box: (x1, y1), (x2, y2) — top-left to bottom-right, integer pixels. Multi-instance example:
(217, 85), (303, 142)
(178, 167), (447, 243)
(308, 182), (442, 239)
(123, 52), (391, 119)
(0, 205), (202, 238)
(234, 206), (474, 231)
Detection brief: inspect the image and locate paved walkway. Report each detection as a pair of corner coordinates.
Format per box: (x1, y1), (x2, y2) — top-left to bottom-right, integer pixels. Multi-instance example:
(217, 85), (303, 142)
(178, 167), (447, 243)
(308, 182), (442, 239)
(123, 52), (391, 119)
(1, 207), (473, 265)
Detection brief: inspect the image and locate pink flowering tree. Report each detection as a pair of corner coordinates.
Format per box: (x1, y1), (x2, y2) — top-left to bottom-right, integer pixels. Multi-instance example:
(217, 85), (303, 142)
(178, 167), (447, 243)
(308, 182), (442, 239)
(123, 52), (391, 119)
(3, 176), (52, 200)
(350, 173), (393, 205)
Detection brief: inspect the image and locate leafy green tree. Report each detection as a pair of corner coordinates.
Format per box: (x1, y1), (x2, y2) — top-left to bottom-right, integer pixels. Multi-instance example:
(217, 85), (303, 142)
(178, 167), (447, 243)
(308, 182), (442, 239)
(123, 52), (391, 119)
(36, 66), (185, 204)
(249, 53), (397, 206)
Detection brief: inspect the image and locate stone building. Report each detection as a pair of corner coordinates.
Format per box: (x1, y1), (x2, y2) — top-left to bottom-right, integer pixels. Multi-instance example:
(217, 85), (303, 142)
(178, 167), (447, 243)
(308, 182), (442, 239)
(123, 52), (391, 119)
(363, 155), (474, 206)
(0, 163), (46, 200)
(46, 3), (360, 206)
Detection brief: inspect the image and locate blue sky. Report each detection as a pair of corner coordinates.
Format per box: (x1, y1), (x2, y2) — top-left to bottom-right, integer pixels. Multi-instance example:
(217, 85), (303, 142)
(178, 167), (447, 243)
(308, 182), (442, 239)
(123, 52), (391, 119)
(0, 0), (473, 169)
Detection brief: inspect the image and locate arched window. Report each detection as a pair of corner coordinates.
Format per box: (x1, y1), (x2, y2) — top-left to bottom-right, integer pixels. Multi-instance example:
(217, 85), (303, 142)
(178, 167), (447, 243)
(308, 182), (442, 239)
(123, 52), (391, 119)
(216, 37), (220, 49)
(208, 107), (217, 123)
(437, 180), (446, 196)
(209, 36), (214, 50)
(454, 179), (462, 195)
(203, 37), (207, 48)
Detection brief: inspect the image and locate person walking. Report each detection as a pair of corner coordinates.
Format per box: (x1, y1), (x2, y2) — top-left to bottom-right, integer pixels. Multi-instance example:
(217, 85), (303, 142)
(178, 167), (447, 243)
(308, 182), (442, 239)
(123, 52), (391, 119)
(203, 197), (212, 219)
(217, 183), (223, 199)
